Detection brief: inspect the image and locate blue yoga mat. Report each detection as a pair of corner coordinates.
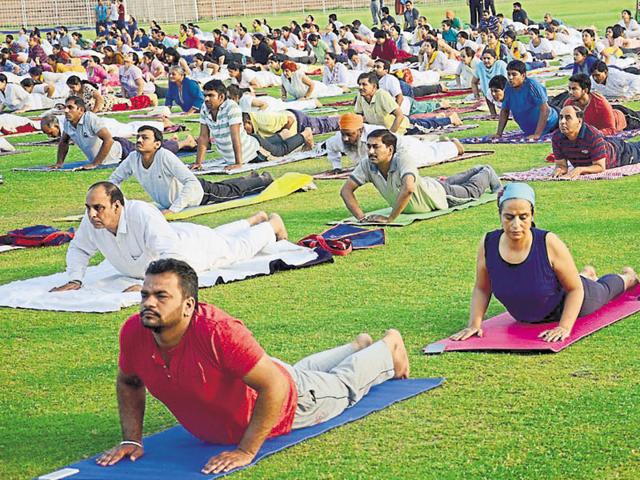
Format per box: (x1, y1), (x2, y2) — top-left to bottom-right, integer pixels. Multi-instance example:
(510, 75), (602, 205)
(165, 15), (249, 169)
(45, 378), (443, 479)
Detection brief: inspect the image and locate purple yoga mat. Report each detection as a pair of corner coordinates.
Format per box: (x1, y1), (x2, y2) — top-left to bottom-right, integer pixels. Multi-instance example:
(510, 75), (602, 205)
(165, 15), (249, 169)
(423, 285), (640, 354)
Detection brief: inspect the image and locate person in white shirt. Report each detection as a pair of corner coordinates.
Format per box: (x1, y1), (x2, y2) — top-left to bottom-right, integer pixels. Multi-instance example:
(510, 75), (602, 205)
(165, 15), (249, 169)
(109, 125), (273, 213)
(527, 27), (555, 60)
(324, 112), (462, 171)
(590, 60), (640, 99)
(49, 181), (289, 291)
(419, 39), (456, 74)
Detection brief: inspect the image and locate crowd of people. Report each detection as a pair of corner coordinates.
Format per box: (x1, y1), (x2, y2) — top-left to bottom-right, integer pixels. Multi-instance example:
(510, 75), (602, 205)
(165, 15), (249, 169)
(3, 1), (640, 476)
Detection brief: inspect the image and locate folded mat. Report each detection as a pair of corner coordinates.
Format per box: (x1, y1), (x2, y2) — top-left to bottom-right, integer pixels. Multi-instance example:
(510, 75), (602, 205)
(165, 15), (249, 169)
(193, 146), (327, 175)
(501, 164), (640, 181)
(423, 285), (640, 354)
(320, 223), (385, 249)
(328, 192), (497, 226)
(460, 128), (640, 144)
(42, 378), (444, 480)
(313, 150), (495, 180)
(0, 242), (331, 312)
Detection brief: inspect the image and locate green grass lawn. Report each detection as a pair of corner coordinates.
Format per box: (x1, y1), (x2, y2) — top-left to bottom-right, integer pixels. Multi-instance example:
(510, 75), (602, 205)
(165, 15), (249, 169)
(2, 2), (640, 479)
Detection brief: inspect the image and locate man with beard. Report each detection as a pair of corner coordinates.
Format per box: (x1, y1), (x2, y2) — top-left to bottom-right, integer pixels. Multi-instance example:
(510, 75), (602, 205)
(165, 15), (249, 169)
(49, 182), (288, 292)
(325, 112), (464, 172)
(339, 128), (500, 224)
(95, 258), (410, 474)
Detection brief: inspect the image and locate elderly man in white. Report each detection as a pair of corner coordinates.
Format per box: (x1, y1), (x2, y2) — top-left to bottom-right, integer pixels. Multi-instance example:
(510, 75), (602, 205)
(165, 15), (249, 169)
(50, 182), (287, 292)
(324, 112), (463, 171)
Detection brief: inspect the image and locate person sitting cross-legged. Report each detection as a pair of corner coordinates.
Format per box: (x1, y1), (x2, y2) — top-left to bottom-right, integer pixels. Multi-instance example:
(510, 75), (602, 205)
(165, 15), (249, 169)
(109, 126), (273, 214)
(339, 129), (501, 224)
(450, 183), (639, 343)
(551, 105), (640, 179)
(95, 257), (410, 474)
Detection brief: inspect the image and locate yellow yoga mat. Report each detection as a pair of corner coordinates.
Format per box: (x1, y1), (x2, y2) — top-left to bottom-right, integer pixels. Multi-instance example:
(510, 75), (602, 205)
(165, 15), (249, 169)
(54, 172), (314, 222)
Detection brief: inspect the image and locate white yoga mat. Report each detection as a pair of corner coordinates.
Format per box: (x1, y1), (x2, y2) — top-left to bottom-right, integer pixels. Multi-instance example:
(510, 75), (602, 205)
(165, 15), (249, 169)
(0, 241), (317, 312)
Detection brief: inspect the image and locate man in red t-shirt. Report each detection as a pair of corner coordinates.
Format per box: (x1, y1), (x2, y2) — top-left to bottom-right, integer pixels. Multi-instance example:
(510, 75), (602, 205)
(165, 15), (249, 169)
(116, 0), (126, 31)
(564, 73), (627, 136)
(96, 258), (409, 475)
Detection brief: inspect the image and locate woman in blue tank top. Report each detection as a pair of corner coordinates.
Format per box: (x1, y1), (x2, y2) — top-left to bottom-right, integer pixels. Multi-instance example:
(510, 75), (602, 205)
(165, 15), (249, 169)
(450, 183), (638, 342)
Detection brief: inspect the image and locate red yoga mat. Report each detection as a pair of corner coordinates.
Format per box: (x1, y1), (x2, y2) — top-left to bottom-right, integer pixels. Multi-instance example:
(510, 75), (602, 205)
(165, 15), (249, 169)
(423, 284), (640, 354)
(413, 89), (472, 102)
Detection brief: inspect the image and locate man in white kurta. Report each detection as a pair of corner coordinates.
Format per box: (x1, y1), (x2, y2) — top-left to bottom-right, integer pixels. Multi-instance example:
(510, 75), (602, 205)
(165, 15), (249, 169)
(325, 112), (462, 170)
(51, 182), (286, 291)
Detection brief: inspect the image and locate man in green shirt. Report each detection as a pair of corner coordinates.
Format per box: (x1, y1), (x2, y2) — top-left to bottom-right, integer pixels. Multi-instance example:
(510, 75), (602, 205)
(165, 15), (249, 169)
(308, 34), (329, 64)
(340, 129), (501, 223)
(354, 72), (410, 134)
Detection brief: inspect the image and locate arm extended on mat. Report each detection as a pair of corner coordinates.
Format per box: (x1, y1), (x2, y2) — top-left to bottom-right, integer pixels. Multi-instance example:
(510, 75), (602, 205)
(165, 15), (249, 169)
(78, 127), (115, 170)
(52, 132), (71, 168)
(450, 237), (492, 341)
(201, 356), (290, 474)
(563, 158), (606, 179)
(529, 103), (550, 140)
(340, 178), (367, 222)
(538, 233), (584, 342)
(96, 371), (146, 466)
(494, 107), (510, 138)
(224, 123), (245, 172)
(385, 174), (415, 223)
(190, 123), (210, 170)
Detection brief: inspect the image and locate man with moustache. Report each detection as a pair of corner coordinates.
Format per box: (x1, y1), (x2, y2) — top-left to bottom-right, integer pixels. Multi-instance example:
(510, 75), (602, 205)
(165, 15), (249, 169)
(49, 182), (288, 292)
(95, 258), (410, 474)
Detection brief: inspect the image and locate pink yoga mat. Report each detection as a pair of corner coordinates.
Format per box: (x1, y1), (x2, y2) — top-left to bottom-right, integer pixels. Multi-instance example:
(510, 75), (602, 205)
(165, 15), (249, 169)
(423, 285), (640, 354)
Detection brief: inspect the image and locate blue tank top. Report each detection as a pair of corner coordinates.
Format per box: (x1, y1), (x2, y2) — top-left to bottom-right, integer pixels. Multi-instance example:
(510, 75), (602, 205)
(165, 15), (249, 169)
(484, 228), (564, 323)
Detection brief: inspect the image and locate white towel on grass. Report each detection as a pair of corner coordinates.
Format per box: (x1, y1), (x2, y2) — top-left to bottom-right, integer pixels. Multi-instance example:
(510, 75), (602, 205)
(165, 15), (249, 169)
(0, 241), (317, 312)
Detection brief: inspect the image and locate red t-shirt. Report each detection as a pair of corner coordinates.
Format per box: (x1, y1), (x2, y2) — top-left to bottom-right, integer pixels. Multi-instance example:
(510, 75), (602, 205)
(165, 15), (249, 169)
(118, 4), (125, 21)
(565, 93), (626, 136)
(184, 36), (202, 50)
(119, 303), (298, 444)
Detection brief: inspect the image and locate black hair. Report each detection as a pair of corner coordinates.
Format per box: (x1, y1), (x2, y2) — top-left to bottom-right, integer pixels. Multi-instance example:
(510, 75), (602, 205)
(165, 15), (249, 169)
(20, 78), (35, 88)
(582, 28), (595, 38)
(307, 33), (319, 42)
(0, 73), (7, 83)
(357, 71), (379, 88)
(374, 58), (391, 72)
(202, 79), (227, 97)
(226, 84), (241, 99)
(325, 51), (337, 61)
(347, 48), (358, 59)
(573, 45), (588, 57)
(489, 75), (507, 90)
(590, 60), (608, 74)
(374, 30), (387, 39)
(29, 66), (43, 77)
(622, 9), (632, 16)
(611, 24), (625, 39)
(481, 48), (497, 58)
(66, 95), (87, 111)
(513, 2), (522, 7)
(506, 59), (527, 75)
(568, 73), (591, 92)
(458, 31), (469, 40)
(425, 38), (438, 50)
(503, 30), (517, 41)
(89, 181), (125, 206)
(367, 129), (397, 154)
(137, 125), (163, 142)
(227, 62), (244, 73)
(145, 258), (199, 304)
(562, 103), (584, 119)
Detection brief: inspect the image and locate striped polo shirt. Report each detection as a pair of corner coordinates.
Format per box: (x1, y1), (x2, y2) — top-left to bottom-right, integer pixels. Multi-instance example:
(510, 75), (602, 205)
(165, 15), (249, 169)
(199, 99), (259, 164)
(551, 123), (618, 169)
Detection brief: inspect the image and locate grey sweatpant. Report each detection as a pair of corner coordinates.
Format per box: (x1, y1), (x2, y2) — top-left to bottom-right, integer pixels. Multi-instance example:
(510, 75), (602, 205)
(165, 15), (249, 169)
(275, 340), (395, 429)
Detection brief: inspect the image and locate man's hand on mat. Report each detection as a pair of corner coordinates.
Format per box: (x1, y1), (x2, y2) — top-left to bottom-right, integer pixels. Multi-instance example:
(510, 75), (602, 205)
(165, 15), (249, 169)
(77, 163), (99, 171)
(564, 167), (585, 179)
(189, 163), (203, 171)
(362, 214), (389, 224)
(201, 448), (255, 474)
(538, 326), (570, 342)
(552, 167), (568, 178)
(122, 285), (142, 293)
(49, 163), (64, 170)
(49, 281), (82, 292)
(96, 443), (144, 466)
(527, 134), (541, 141)
(224, 164), (243, 172)
(449, 326), (483, 341)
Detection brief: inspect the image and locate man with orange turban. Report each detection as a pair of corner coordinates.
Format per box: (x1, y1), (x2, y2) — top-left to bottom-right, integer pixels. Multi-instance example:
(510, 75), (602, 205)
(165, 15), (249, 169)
(325, 112), (464, 171)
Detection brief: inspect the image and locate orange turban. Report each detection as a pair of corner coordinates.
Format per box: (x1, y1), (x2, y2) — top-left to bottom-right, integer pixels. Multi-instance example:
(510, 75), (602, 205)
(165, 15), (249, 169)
(282, 60), (298, 72)
(339, 113), (364, 130)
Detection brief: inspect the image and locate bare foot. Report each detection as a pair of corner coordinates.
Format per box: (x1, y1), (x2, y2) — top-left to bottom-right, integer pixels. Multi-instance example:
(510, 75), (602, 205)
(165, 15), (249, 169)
(162, 117), (174, 129)
(301, 127), (314, 150)
(178, 134), (198, 150)
(440, 83), (448, 93)
(449, 112), (463, 126)
(451, 137), (464, 156)
(440, 100), (450, 109)
(268, 213), (288, 241)
(247, 211), (269, 226)
(580, 265), (598, 281)
(382, 329), (410, 379)
(351, 333), (373, 351)
(314, 99), (323, 108)
(621, 267), (639, 289)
